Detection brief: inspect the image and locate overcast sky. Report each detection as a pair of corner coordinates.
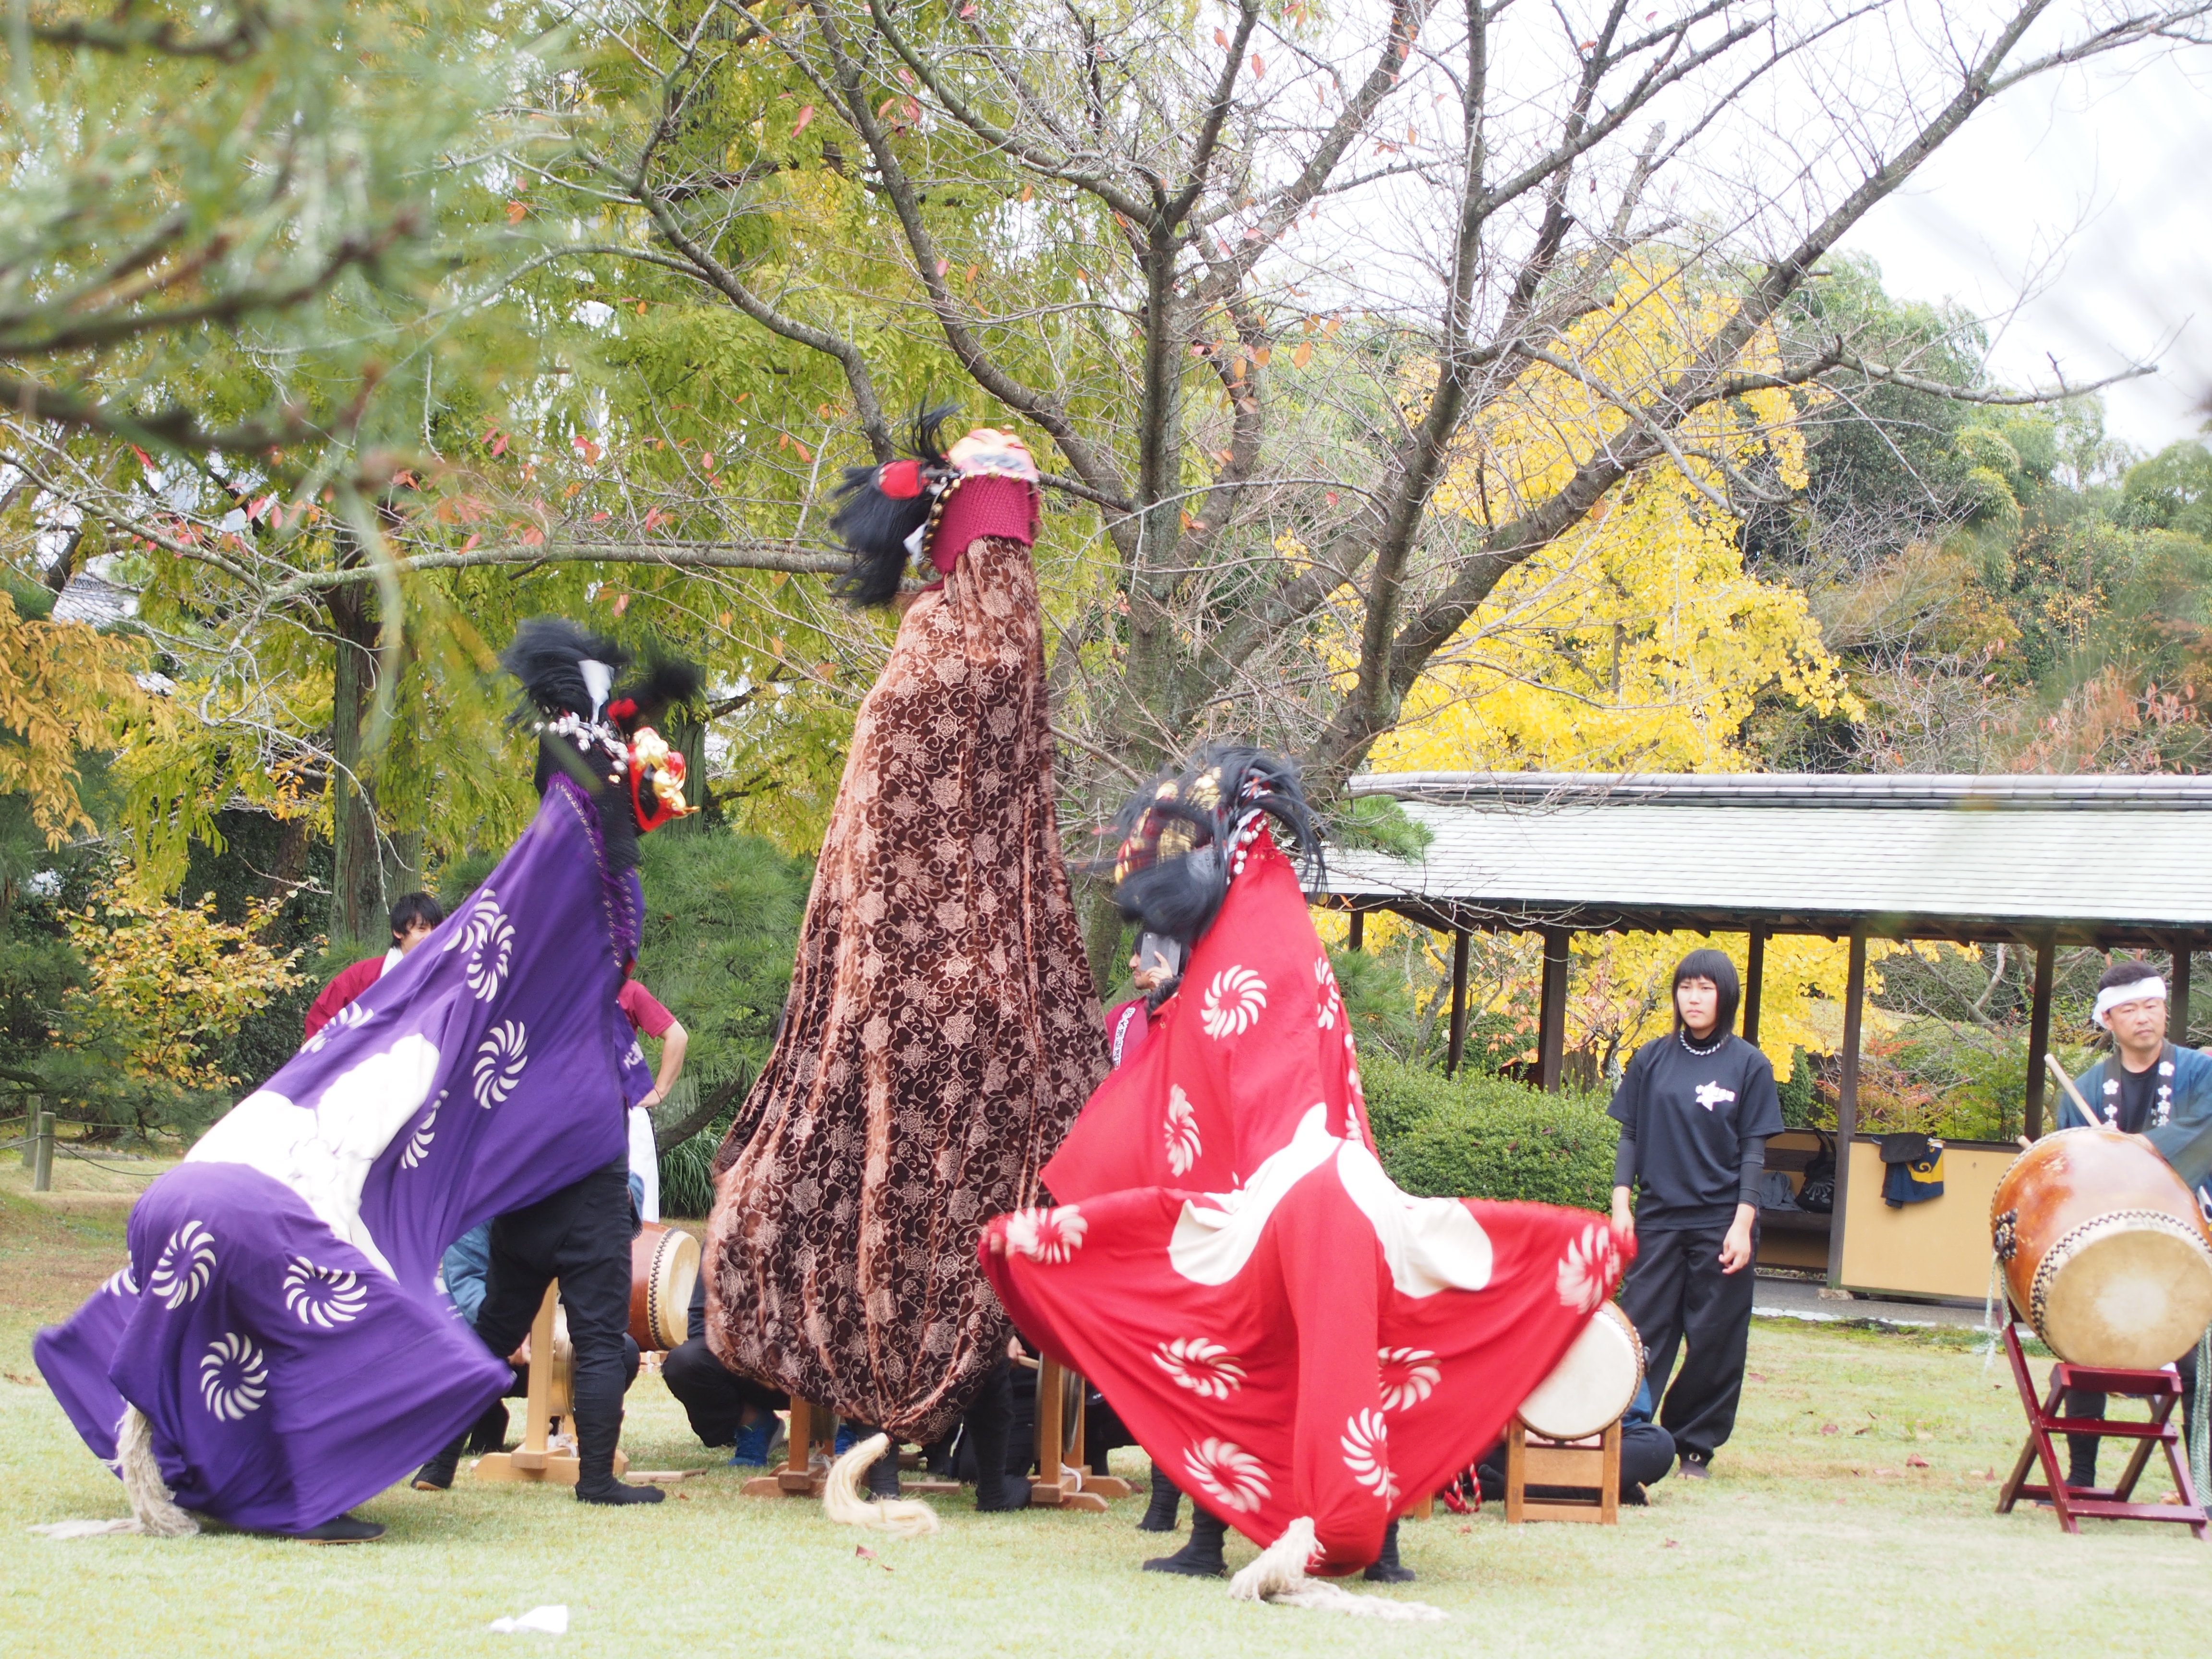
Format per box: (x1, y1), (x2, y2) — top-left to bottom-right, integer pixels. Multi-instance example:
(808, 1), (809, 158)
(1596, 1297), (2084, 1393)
(1841, 42), (2212, 457)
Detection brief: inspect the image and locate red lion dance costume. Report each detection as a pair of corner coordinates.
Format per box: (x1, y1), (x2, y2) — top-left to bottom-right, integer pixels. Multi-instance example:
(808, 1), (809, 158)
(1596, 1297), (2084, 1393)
(982, 751), (1629, 1594)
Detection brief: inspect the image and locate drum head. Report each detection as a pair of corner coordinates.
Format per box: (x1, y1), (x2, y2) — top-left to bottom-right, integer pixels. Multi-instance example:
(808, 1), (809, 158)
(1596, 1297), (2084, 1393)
(649, 1228), (701, 1351)
(1517, 1303), (1645, 1441)
(2038, 1217), (2212, 1370)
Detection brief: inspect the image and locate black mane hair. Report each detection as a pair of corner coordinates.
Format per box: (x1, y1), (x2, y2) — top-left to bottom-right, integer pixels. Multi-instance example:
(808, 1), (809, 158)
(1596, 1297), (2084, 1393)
(498, 618), (698, 876)
(828, 403), (958, 608)
(500, 616), (631, 721)
(1107, 745), (1325, 950)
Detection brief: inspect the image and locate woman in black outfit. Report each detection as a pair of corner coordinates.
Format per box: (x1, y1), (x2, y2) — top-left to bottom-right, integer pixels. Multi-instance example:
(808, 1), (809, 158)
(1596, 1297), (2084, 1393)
(1609, 948), (1781, 1479)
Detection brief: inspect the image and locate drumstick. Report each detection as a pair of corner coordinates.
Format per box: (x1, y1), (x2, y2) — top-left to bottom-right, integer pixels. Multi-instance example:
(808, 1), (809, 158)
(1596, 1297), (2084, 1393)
(2044, 1052), (2095, 1123)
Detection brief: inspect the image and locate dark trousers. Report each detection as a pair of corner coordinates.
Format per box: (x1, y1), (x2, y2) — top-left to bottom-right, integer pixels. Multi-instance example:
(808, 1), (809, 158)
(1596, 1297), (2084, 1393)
(1621, 1221), (1756, 1462)
(472, 1157), (635, 1488)
(2066, 1341), (2203, 1486)
(661, 1340), (786, 1447)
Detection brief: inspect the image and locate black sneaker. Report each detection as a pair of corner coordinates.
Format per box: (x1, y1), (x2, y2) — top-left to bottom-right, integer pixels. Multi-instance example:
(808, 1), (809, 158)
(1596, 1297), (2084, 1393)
(412, 1446), (462, 1491)
(1143, 1509), (1227, 1576)
(1679, 1453), (1711, 1480)
(1363, 1519), (1415, 1583)
(285, 1514), (385, 1544)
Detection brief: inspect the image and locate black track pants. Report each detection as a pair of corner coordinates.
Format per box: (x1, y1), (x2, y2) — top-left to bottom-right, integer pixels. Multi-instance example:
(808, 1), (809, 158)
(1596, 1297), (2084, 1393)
(472, 1156), (635, 1488)
(1620, 1221), (1756, 1462)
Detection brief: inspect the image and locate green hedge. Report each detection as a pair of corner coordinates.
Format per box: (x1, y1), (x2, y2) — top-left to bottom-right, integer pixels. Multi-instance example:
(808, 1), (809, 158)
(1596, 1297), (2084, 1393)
(1363, 1054), (1618, 1214)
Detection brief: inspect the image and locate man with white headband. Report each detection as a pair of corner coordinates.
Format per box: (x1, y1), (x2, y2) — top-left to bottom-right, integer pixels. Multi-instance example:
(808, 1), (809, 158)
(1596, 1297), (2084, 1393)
(2058, 957), (2212, 1491)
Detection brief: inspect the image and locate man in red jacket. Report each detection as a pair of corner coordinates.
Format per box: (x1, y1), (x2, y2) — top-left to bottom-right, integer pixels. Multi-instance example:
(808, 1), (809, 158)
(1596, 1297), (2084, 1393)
(301, 891), (446, 1041)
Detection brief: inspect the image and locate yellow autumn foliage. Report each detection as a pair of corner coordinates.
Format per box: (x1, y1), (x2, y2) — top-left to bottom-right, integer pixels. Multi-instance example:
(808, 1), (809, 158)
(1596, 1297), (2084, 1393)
(64, 889), (303, 1090)
(0, 591), (147, 843)
(1345, 261), (1887, 1072)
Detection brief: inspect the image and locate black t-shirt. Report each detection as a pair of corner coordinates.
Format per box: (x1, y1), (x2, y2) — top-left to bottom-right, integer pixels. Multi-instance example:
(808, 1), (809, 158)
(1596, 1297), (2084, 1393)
(1608, 1030), (1784, 1230)
(2095, 1052), (2168, 1133)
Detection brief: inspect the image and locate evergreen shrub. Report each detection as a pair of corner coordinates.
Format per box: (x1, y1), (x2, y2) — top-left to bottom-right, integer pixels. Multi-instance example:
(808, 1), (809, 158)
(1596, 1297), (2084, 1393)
(1363, 1054), (1618, 1214)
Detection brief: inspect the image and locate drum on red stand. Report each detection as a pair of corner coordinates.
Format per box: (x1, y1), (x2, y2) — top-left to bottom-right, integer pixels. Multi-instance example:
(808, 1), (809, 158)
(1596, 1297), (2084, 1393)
(629, 1222), (700, 1352)
(1516, 1302), (1646, 1441)
(1991, 1126), (2212, 1369)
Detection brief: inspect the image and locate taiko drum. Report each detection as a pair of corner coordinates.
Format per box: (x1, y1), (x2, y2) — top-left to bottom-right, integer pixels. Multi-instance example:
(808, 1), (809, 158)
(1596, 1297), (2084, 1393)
(629, 1222), (699, 1352)
(1516, 1303), (1646, 1441)
(1990, 1128), (2212, 1369)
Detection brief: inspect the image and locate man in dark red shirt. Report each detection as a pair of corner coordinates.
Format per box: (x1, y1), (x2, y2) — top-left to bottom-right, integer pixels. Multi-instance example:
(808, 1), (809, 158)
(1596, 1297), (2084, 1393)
(301, 892), (445, 1041)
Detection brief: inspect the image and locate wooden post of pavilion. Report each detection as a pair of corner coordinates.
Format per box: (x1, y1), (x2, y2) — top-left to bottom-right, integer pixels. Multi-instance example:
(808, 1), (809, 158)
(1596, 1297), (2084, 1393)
(1742, 928), (1767, 1046)
(2024, 931), (2057, 1141)
(1348, 908), (1365, 953)
(2173, 937), (2193, 1046)
(1825, 932), (1868, 1289)
(1445, 927), (1470, 1077)
(1538, 926), (1570, 1094)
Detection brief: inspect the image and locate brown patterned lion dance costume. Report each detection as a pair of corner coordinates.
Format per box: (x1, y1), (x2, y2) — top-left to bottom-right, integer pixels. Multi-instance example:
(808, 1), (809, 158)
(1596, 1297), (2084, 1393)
(704, 413), (1106, 1469)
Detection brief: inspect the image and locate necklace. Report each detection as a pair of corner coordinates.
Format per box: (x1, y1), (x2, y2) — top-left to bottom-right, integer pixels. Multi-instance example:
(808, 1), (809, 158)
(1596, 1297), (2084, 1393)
(1678, 1027), (1726, 1057)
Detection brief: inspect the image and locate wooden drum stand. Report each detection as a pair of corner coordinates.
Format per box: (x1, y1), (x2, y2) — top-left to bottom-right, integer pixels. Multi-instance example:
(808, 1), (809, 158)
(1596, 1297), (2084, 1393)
(740, 1358), (1131, 1509)
(474, 1283), (629, 1486)
(1502, 1417), (1623, 1526)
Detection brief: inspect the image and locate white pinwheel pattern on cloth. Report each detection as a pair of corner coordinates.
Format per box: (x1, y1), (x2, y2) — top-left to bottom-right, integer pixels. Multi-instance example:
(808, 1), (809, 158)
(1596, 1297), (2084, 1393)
(1184, 1436), (1271, 1513)
(302, 1000), (370, 1055)
(1315, 954), (1343, 1031)
(1555, 1222), (1619, 1313)
(1200, 966), (1268, 1039)
(447, 890), (515, 1002)
(198, 1333), (268, 1421)
(1004, 1204), (1087, 1264)
(150, 1220), (216, 1310)
(1341, 1407), (1399, 1503)
(1153, 1337), (1248, 1400)
(102, 1264), (139, 1298)
(283, 1258), (369, 1328)
(472, 1022), (528, 1110)
(400, 1090), (446, 1170)
(1377, 1346), (1441, 1411)
(1164, 1085), (1202, 1176)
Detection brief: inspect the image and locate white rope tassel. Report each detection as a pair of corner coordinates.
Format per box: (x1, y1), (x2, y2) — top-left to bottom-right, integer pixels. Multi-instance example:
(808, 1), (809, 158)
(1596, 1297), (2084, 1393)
(117, 1405), (199, 1537)
(31, 1406), (200, 1539)
(1226, 1517), (1445, 1622)
(819, 1433), (938, 1539)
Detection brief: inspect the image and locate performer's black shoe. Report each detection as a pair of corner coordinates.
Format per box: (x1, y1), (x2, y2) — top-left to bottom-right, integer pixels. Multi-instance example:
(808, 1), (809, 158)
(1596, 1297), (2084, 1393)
(1363, 1518), (1415, 1583)
(1679, 1452), (1711, 1480)
(1137, 1465), (1182, 1532)
(577, 1477), (665, 1505)
(286, 1513), (385, 1543)
(1143, 1508), (1226, 1576)
(1623, 1482), (1649, 1507)
(412, 1434), (466, 1491)
(963, 1358), (1033, 1511)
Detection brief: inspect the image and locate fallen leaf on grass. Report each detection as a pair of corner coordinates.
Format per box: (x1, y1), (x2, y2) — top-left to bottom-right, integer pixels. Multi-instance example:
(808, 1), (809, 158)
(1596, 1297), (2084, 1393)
(1906, 1455), (1930, 1469)
(1874, 1468), (1899, 1478)
(1749, 1372), (1769, 1383)
(1819, 1423), (1839, 1435)
(1660, 1539), (1680, 1549)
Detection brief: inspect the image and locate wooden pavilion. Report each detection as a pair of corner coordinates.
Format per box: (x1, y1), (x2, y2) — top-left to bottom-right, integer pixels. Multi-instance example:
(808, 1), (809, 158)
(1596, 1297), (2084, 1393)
(1316, 771), (2212, 1299)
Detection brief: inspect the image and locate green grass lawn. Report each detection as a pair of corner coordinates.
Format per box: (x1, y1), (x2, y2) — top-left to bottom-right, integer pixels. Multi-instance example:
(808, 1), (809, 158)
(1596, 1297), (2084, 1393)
(4, 1189), (2211, 1659)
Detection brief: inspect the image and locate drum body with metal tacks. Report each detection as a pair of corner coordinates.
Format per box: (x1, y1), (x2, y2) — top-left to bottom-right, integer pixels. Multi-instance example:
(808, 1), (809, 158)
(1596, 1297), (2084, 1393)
(1990, 1127), (2212, 1369)
(1516, 1302), (1646, 1441)
(629, 1222), (699, 1352)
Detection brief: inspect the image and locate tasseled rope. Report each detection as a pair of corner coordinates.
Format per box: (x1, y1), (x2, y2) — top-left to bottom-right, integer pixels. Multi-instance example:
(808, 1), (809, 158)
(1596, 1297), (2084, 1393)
(2193, 1326), (2211, 1503)
(1226, 1517), (1445, 1622)
(30, 1406), (199, 1539)
(1980, 1250), (2007, 1376)
(819, 1433), (938, 1539)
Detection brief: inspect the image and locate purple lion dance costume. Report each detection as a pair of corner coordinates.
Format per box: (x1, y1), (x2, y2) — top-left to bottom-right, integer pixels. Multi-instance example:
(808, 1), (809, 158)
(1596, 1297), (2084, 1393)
(35, 620), (697, 1538)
